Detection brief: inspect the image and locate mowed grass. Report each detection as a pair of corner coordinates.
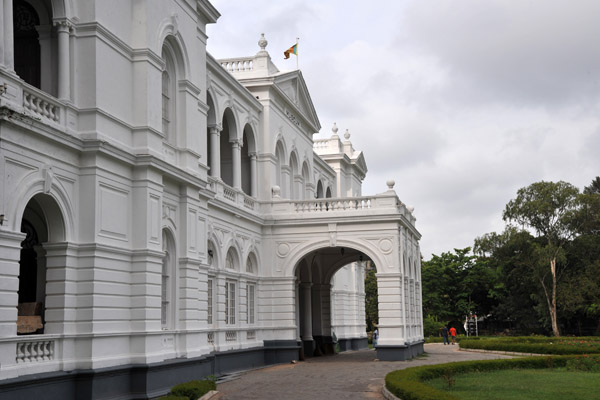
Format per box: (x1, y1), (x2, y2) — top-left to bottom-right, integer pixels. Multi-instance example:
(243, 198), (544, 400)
(427, 369), (600, 400)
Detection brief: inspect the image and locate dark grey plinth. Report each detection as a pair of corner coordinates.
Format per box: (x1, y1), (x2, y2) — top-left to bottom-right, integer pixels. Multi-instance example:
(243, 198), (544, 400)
(338, 337), (369, 352)
(0, 341), (301, 400)
(376, 340), (424, 361)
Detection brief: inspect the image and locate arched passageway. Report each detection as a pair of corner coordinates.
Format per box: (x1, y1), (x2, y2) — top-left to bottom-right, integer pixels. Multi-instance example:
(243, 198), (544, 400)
(294, 246), (371, 357)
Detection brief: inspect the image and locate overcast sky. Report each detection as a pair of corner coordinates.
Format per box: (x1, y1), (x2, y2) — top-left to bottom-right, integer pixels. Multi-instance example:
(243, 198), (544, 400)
(206, 0), (600, 260)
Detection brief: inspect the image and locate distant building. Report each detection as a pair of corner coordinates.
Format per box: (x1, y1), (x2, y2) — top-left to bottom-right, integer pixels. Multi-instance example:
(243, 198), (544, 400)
(0, 1), (423, 398)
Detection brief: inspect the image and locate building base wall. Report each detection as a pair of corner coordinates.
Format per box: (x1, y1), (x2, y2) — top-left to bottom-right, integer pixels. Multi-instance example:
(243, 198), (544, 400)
(376, 340), (424, 361)
(338, 337), (369, 352)
(0, 341), (301, 400)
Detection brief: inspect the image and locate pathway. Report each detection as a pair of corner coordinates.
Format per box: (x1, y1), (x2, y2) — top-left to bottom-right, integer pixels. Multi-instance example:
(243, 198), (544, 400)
(214, 343), (513, 399)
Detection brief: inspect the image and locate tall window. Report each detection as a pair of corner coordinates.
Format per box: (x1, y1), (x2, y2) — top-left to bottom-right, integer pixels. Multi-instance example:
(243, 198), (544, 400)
(161, 69), (171, 137)
(161, 43), (177, 145)
(207, 278), (214, 325)
(161, 230), (175, 329)
(225, 281), (236, 325)
(247, 284), (255, 324)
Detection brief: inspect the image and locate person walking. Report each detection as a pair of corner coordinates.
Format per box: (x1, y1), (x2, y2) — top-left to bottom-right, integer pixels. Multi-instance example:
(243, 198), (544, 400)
(441, 326), (449, 345)
(449, 326), (457, 345)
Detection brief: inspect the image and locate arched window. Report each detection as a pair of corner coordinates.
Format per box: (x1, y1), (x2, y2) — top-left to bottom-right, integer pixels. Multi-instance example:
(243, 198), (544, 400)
(246, 256), (254, 273)
(13, 0), (41, 89)
(162, 230), (176, 329)
(316, 180), (324, 199)
(162, 46), (177, 144)
(226, 249), (235, 270)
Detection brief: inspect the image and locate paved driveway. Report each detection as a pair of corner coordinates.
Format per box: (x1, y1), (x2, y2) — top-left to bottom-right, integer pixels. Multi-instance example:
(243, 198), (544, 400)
(215, 343), (513, 399)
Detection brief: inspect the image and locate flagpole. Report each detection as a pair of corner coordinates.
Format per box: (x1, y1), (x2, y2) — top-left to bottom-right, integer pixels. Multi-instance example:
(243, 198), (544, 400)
(296, 37), (299, 70)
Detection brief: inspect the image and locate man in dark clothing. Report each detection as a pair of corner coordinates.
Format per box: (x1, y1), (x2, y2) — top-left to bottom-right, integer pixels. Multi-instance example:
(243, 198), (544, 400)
(441, 326), (449, 345)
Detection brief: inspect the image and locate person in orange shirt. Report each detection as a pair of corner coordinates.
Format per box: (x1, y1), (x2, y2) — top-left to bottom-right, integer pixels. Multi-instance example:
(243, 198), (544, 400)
(449, 326), (457, 345)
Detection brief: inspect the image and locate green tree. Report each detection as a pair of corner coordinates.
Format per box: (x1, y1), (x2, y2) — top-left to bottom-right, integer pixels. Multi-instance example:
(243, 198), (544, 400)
(503, 181), (581, 336)
(364, 266), (378, 331)
(422, 248), (497, 325)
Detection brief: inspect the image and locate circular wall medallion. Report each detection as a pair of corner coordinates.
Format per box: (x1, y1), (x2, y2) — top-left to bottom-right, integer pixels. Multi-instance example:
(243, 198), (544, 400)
(378, 238), (393, 254)
(277, 242), (290, 257)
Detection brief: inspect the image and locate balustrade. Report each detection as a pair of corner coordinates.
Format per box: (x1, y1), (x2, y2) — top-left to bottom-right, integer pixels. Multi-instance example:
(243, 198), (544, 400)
(23, 89), (61, 123)
(225, 331), (237, 342)
(16, 340), (54, 363)
(220, 59), (254, 73)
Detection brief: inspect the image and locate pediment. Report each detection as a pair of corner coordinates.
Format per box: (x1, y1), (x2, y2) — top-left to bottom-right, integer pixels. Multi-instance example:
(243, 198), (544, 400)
(274, 71), (321, 133)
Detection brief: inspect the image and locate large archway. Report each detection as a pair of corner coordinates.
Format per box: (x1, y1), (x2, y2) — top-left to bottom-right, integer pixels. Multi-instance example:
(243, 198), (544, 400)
(17, 193), (66, 335)
(293, 246), (371, 357)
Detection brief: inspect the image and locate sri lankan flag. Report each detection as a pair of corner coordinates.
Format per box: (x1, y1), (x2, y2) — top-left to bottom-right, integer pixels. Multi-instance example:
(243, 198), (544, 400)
(284, 43), (298, 59)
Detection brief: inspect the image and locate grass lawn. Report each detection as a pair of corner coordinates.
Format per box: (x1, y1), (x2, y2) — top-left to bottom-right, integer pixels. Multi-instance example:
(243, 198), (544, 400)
(426, 369), (600, 400)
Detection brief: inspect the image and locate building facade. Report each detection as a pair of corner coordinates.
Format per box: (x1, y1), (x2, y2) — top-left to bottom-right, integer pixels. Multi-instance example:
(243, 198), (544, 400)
(0, 1), (423, 398)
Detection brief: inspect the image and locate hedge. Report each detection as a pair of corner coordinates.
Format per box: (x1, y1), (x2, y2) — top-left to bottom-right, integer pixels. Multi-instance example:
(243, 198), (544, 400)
(459, 337), (600, 355)
(169, 379), (216, 400)
(385, 355), (600, 400)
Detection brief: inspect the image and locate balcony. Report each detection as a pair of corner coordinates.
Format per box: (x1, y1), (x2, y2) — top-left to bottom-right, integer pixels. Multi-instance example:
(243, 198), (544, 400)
(208, 177), (257, 213)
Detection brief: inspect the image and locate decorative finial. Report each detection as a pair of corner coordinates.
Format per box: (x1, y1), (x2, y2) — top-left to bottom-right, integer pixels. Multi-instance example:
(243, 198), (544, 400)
(258, 33), (268, 51)
(344, 129), (350, 140)
(332, 122), (339, 135)
(408, 205), (415, 214)
(386, 179), (395, 190)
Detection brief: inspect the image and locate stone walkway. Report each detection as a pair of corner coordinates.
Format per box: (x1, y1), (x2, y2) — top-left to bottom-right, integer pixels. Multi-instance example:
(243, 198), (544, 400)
(214, 343), (513, 399)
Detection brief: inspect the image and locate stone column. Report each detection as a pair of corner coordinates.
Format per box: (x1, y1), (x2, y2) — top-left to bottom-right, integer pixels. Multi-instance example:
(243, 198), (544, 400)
(300, 282), (313, 343)
(3, 0), (14, 70)
(209, 125), (221, 179)
(231, 139), (241, 190)
(295, 279), (300, 340)
(55, 20), (71, 101)
(250, 152), (257, 197)
(0, 0), (4, 67)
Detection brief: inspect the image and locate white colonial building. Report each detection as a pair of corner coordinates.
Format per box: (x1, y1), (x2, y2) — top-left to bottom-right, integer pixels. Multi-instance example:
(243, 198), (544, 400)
(0, 1), (423, 398)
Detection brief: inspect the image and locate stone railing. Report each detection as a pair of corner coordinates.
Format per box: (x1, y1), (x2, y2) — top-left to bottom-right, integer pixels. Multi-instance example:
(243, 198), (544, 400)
(223, 186), (236, 202)
(220, 58), (254, 73)
(207, 331), (215, 344)
(225, 331), (237, 342)
(293, 197), (373, 213)
(268, 189), (417, 225)
(22, 89), (61, 124)
(16, 339), (54, 363)
(208, 177), (258, 213)
(243, 194), (255, 210)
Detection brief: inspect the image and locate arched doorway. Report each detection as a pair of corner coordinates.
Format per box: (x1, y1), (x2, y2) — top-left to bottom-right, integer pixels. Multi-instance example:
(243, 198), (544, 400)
(17, 193), (66, 335)
(294, 246), (371, 357)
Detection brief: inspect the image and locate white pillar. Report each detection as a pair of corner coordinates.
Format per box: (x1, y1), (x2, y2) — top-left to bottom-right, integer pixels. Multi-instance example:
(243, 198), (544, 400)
(231, 139), (241, 190)
(295, 279), (300, 340)
(250, 153), (257, 197)
(55, 20), (71, 101)
(209, 125), (221, 179)
(3, 0), (14, 70)
(0, 1), (4, 67)
(376, 272), (406, 346)
(300, 282), (313, 341)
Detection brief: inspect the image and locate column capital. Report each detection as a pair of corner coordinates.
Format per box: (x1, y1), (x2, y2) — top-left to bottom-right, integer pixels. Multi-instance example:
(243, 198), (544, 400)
(230, 138), (243, 147)
(53, 19), (73, 32)
(208, 124), (222, 134)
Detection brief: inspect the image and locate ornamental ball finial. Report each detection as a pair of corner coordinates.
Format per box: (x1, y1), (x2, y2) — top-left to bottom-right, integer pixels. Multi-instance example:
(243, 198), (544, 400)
(258, 33), (268, 51)
(344, 129), (351, 140)
(386, 179), (395, 190)
(332, 122), (338, 135)
(408, 205), (415, 213)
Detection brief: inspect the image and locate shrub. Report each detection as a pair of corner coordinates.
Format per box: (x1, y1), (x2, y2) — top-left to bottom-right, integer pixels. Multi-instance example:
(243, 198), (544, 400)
(158, 396), (188, 400)
(459, 337), (600, 355)
(565, 355), (600, 372)
(170, 379), (216, 400)
(385, 356), (586, 400)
